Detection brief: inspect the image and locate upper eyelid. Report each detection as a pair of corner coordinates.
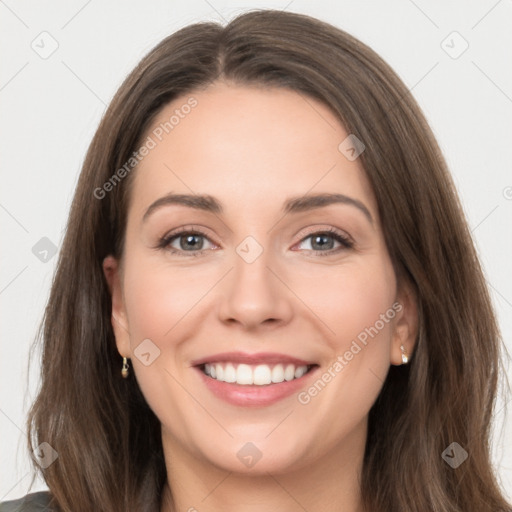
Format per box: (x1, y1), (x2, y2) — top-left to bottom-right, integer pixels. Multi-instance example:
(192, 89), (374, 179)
(163, 225), (217, 240)
(161, 226), (352, 250)
(293, 225), (353, 245)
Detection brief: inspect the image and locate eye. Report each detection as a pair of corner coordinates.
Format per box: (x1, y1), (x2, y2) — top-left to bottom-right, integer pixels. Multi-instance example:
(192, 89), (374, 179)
(157, 229), (216, 256)
(295, 229), (353, 255)
(156, 227), (353, 257)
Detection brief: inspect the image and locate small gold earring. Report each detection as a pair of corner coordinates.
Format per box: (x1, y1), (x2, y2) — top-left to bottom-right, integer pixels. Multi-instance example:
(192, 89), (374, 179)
(400, 345), (409, 364)
(121, 357), (130, 378)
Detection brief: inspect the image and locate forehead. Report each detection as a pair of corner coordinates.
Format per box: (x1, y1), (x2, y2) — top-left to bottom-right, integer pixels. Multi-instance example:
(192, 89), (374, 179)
(130, 83), (377, 219)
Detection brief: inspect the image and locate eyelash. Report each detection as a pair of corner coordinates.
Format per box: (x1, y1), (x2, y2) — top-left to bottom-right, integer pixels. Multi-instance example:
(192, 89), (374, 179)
(156, 226), (354, 257)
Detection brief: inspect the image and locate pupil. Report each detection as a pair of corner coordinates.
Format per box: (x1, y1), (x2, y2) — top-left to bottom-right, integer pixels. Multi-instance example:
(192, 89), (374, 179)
(181, 234), (203, 250)
(312, 234), (333, 250)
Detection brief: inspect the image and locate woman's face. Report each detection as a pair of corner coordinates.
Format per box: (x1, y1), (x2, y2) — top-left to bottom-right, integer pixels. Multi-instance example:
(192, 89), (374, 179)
(104, 82), (416, 475)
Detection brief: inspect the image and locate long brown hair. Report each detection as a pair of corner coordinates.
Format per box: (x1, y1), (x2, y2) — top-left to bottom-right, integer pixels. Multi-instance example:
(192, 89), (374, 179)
(25, 9), (511, 511)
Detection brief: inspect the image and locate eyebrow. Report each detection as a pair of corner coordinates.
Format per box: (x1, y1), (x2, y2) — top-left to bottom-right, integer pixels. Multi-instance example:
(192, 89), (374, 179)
(142, 192), (373, 224)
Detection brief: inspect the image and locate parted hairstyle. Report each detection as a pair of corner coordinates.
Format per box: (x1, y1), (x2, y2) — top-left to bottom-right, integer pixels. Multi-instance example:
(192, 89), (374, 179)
(25, 9), (511, 512)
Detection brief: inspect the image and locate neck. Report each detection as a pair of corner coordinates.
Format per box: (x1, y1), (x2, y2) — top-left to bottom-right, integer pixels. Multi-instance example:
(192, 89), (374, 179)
(160, 422), (367, 512)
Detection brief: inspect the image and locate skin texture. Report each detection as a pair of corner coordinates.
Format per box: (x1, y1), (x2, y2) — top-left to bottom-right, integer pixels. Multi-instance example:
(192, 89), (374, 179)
(103, 82), (418, 512)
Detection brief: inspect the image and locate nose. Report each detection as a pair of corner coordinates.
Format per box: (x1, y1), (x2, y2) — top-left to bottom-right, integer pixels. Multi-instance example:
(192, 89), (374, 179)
(217, 247), (294, 331)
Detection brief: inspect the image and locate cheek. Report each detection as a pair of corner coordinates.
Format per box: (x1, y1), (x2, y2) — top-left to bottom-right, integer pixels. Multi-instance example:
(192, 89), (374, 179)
(120, 258), (207, 429)
(292, 254), (397, 355)
(122, 257), (214, 343)
(299, 263), (396, 429)
(330, 259), (397, 403)
(293, 258), (397, 430)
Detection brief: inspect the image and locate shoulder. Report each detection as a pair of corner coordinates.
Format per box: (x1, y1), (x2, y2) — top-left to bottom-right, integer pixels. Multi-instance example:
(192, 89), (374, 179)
(0, 492), (53, 512)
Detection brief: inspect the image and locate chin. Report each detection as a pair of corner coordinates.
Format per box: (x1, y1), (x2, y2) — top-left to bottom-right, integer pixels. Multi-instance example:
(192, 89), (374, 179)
(191, 431), (315, 476)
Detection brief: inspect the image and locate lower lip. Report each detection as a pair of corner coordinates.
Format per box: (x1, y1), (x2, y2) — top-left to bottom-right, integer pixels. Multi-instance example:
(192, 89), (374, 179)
(195, 366), (318, 407)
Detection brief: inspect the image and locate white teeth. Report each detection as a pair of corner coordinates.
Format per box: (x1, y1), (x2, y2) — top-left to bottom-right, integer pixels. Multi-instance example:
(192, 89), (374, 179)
(284, 364), (295, 381)
(215, 363), (224, 381)
(224, 363), (236, 383)
(202, 362), (310, 386)
(253, 365), (272, 385)
(271, 364), (285, 383)
(237, 364), (253, 385)
(294, 366), (306, 378)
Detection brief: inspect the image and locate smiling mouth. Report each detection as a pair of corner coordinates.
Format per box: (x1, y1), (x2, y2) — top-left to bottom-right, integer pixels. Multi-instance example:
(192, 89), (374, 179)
(200, 362), (317, 386)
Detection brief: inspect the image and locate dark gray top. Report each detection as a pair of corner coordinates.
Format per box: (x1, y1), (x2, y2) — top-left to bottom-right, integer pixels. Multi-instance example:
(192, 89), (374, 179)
(0, 492), (53, 512)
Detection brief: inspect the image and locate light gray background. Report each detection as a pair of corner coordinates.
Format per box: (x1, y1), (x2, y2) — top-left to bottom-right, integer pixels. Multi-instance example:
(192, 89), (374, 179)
(1, 0), (511, 502)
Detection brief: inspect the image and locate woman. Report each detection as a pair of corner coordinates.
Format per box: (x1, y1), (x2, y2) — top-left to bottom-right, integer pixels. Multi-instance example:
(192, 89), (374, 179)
(2, 9), (510, 512)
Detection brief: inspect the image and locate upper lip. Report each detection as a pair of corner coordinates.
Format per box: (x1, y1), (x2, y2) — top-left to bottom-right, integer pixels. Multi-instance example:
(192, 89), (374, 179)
(191, 351), (316, 367)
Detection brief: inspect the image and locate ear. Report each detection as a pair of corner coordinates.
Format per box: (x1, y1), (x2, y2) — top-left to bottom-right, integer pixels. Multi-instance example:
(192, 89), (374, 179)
(390, 280), (418, 366)
(103, 255), (131, 358)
